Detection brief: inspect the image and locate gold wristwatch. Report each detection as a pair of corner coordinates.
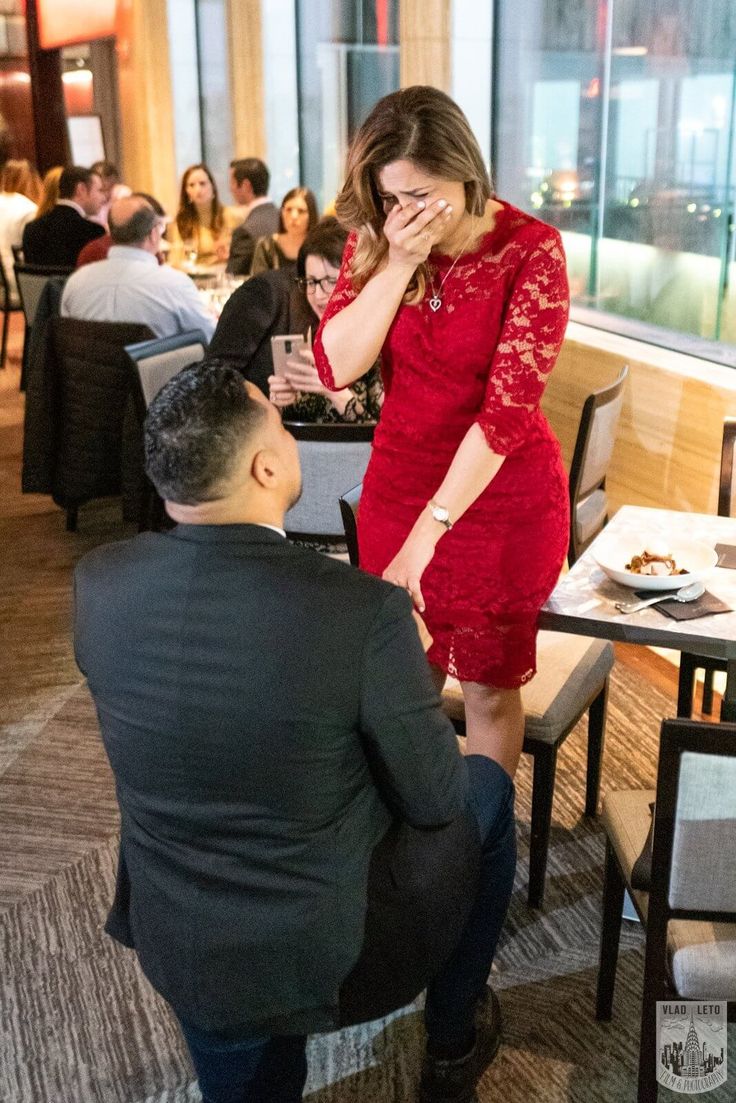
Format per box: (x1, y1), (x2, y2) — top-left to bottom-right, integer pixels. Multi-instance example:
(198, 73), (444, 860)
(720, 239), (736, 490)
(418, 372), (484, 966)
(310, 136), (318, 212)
(428, 499), (453, 531)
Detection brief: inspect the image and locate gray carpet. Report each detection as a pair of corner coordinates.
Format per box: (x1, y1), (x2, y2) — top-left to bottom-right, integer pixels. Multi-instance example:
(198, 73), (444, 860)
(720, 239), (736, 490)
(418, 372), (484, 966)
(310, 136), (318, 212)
(0, 668), (733, 1102)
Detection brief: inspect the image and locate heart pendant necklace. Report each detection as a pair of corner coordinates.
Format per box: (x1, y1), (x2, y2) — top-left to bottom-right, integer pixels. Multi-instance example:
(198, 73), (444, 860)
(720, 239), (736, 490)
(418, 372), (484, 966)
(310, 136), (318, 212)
(427, 217), (477, 312)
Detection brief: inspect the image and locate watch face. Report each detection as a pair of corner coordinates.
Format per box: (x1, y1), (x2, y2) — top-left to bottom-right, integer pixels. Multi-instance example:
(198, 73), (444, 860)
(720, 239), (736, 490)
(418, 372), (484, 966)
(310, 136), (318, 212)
(432, 506), (449, 522)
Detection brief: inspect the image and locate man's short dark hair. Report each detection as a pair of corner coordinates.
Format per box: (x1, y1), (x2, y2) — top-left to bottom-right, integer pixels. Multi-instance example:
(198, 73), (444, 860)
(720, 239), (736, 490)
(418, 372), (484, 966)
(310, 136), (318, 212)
(144, 363), (267, 504)
(230, 158), (269, 196)
(59, 165), (96, 199)
(109, 202), (158, 245)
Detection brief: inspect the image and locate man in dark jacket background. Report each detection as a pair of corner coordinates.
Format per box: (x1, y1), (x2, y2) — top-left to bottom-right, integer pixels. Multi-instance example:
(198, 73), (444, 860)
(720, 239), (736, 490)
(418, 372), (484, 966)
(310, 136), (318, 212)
(227, 157), (280, 275)
(73, 365), (516, 1103)
(22, 165), (105, 267)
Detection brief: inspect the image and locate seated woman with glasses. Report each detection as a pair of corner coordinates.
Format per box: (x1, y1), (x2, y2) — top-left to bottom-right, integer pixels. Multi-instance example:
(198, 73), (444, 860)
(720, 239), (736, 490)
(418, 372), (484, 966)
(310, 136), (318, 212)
(206, 217), (382, 423)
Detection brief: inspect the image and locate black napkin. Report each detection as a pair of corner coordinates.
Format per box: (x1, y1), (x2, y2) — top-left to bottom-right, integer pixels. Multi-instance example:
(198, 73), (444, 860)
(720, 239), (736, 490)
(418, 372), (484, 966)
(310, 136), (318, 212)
(630, 802), (655, 891)
(632, 589), (732, 620)
(715, 543), (736, 569)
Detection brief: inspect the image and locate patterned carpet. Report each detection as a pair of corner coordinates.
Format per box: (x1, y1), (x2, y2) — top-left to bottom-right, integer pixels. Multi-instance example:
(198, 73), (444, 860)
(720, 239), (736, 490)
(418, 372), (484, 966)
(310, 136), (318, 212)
(2, 664), (733, 1103)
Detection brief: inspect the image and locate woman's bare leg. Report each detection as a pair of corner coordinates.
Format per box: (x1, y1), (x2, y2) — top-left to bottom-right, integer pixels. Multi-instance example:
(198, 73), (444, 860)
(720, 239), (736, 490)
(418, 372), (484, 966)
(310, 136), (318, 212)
(460, 681), (524, 777)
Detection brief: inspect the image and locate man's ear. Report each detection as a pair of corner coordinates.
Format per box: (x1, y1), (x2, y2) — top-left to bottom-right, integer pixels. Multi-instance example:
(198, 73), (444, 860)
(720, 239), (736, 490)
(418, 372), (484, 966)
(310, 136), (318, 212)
(251, 447), (278, 489)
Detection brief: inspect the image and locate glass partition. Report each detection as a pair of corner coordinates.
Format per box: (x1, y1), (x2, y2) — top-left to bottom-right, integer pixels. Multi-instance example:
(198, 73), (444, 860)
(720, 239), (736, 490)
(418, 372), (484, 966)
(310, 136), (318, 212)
(493, 0), (736, 348)
(295, 0), (399, 211)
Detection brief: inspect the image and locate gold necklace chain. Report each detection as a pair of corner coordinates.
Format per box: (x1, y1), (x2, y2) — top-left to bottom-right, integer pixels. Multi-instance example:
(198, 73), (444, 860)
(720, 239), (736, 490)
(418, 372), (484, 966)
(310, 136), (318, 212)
(427, 218), (477, 313)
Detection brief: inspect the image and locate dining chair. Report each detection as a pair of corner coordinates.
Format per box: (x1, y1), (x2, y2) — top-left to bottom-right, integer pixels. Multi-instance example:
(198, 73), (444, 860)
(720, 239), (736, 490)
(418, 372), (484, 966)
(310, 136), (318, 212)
(14, 261), (73, 389)
(339, 482), (615, 909)
(126, 330), (209, 531)
(50, 316), (154, 531)
(0, 250), (23, 370)
(568, 365), (629, 565)
(677, 417), (736, 717)
(596, 717), (736, 1103)
(285, 421), (375, 544)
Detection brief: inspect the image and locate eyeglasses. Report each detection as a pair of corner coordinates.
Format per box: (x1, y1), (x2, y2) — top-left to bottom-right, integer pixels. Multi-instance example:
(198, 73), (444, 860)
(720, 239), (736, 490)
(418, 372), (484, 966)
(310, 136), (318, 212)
(296, 276), (338, 294)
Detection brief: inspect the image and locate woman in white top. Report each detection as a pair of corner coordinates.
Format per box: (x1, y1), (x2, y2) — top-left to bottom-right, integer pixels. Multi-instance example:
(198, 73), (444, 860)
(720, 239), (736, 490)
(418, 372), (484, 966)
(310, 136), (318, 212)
(0, 160), (41, 299)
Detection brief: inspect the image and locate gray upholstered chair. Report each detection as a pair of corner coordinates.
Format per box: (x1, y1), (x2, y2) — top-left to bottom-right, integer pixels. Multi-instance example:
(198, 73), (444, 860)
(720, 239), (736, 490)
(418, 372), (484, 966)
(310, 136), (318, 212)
(677, 417), (736, 717)
(125, 331), (209, 531)
(126, 330), (209, 409)
(339, 481), (614, 909)
(596, 718), (736, 1102)
(568, 365), (628, 565)
(285, 421), (374, 542)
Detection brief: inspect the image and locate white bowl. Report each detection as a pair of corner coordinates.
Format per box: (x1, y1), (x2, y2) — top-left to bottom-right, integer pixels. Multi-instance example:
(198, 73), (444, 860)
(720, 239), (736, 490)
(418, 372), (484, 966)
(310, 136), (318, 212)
(592, 536), (718, 591)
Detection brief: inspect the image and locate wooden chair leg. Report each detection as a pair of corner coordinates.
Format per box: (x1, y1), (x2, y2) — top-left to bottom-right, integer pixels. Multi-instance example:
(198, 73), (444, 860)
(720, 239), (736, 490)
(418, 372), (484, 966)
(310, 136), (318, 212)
(0, 306), (8, 369)
(585, 677), (609, 816)
(66, 503), (78, 532)
(701, 668), (715, 715)
(19, 323), (28, 391)
(527, 744), (558, 909)
(595, 839), (625, 1020)
(676, 653), (697, 717)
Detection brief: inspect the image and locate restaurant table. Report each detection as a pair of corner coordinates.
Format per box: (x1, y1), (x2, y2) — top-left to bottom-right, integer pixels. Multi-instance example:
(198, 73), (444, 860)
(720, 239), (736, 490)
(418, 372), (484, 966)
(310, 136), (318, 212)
(539, 505), (736, 721)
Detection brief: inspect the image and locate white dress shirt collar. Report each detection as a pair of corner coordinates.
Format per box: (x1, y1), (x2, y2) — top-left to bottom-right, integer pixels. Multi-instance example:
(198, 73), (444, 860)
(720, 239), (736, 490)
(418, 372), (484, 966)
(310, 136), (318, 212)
(56, 199), (87, 218)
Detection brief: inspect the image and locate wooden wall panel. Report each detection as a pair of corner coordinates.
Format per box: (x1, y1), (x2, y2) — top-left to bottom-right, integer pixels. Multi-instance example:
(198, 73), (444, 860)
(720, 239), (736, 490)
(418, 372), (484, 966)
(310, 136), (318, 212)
(227, 0), (265, 159)
(399, 0), (450, 90)
(116, 0), (177, 213)
(542, 324), (736, 518)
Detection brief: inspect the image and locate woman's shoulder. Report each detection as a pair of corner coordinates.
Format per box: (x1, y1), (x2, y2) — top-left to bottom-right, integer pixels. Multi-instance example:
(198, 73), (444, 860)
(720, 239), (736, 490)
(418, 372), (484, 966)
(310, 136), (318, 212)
(491, 200), (563, 255)
(223, 205), (243, 231)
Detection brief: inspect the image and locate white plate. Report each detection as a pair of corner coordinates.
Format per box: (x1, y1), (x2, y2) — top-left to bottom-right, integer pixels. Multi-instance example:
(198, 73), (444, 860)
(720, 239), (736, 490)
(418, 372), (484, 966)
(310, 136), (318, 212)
(592, 536), (718, 590)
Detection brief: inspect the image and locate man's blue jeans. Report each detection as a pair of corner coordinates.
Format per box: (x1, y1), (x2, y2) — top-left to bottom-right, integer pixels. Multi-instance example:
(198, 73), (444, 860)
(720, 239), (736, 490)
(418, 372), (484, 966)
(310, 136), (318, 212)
(178, 755), (516, 1102)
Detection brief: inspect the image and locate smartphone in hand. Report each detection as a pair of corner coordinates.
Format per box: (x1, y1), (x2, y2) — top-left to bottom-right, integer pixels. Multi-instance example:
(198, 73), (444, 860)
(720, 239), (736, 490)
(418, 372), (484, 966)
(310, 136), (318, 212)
(270, 334), (308, 377)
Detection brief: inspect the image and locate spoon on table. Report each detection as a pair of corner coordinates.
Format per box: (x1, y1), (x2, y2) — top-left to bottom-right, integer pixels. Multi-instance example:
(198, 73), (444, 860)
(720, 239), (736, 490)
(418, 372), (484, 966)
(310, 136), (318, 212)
(615, 580), (705, 615)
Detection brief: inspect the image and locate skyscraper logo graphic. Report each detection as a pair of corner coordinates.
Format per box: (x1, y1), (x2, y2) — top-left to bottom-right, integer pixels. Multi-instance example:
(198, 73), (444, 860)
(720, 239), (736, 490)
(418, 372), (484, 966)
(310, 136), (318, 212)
(657, 1002), (727, 1094)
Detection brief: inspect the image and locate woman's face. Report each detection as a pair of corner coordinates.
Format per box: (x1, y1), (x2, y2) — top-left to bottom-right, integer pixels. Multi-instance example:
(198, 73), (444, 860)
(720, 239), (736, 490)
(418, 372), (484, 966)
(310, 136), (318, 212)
(186, 169), (214, 206)
(304, 254), (340, 320)
(377, 160), (468, 243)
(282, 195), (310, 235)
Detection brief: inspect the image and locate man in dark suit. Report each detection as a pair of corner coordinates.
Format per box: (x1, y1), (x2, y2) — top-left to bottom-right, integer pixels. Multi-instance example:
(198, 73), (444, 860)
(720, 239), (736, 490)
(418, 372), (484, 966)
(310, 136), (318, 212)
(22, 165), (105, 267)
(74, 364), (516, 1103)
(227, 157), (280, 275)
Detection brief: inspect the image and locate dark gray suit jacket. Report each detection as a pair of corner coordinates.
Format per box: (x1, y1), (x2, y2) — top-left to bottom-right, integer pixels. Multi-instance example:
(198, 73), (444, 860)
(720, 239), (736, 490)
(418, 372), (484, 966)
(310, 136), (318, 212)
(22, 204), (105, 268)
(74, 526), (479, 1035)
(227, 201), (280, 275)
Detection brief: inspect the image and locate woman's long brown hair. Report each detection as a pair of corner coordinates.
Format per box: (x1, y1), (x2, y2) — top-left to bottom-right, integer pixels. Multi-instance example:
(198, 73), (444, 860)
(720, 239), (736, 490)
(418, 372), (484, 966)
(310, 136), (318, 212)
(335, 86), (492, 304)
(175, 163), (225, 243)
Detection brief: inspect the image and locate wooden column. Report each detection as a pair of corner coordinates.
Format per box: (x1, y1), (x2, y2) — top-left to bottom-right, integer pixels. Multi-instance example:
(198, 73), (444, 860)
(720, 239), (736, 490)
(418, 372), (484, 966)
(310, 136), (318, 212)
(226, 0), (266, 158)
(399, 0), (451, 91)
(25, 0), (70, 171)
(116, 0), (178, 213)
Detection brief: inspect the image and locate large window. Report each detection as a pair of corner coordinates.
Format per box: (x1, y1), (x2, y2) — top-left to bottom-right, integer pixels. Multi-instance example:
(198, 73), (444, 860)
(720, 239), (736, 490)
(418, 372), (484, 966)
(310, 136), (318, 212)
(295, 0), (399, 211)
(494, 0), (736, 351)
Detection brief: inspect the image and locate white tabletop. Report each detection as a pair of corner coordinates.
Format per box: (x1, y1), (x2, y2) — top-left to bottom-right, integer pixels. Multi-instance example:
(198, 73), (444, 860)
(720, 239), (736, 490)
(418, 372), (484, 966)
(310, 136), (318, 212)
(539, 506), (736, 662)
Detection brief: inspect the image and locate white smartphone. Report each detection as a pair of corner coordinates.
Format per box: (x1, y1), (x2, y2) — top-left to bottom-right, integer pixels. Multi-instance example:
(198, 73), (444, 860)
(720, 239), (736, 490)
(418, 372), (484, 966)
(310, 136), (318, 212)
(270, 334), (308, 377)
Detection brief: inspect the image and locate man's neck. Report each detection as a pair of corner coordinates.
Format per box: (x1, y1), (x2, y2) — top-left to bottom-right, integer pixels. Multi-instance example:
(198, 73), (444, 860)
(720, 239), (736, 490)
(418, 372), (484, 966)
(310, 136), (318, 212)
(166, 498), (286, 529)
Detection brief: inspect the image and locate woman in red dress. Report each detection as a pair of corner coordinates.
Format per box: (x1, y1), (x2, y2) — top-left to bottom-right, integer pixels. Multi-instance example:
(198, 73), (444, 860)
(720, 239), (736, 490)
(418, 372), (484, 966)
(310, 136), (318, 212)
(314, 87), (569, 777)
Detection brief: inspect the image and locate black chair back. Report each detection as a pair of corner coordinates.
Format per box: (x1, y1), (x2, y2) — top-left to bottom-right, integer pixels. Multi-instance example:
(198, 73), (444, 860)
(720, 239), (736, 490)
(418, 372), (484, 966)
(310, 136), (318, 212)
(718, 417), (736, 518)
(568, 366), (628, 565)
(338, 482), (362, 566)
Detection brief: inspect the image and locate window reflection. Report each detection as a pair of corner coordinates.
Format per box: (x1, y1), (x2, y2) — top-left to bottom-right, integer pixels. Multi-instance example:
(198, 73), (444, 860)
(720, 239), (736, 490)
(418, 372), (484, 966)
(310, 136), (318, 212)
(295, 0), (399, 210)
(494, 0), (736, 345)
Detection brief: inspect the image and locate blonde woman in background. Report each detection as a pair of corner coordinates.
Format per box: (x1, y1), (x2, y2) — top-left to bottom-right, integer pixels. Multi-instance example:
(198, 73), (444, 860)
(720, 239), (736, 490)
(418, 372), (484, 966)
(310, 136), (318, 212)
(250, 186), (318, 277)
(0, 159), (41, 295)
(168, 163), (240, 268)
(36, 165), (64, 219)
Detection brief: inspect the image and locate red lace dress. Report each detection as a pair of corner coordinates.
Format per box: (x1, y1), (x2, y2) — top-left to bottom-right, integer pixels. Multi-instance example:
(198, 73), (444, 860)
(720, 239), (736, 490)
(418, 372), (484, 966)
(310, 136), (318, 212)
(314, 202), (570, 688)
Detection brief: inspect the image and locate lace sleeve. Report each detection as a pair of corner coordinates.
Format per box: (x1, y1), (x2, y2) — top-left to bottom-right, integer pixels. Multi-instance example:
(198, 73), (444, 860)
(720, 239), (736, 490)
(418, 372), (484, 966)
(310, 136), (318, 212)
(339, 362), (384, 422)
(476, 230), (569, 456)
(313, 232), (358, 391)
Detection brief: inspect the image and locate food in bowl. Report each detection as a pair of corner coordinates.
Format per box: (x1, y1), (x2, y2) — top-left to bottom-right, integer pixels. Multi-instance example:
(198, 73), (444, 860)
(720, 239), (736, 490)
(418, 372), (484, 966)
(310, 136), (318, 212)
(625, 544), (687, 577)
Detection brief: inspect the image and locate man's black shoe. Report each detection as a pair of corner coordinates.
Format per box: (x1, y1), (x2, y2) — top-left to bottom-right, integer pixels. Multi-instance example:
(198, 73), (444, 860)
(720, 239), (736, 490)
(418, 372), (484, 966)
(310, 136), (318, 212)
(419, 988), (502, 1102)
